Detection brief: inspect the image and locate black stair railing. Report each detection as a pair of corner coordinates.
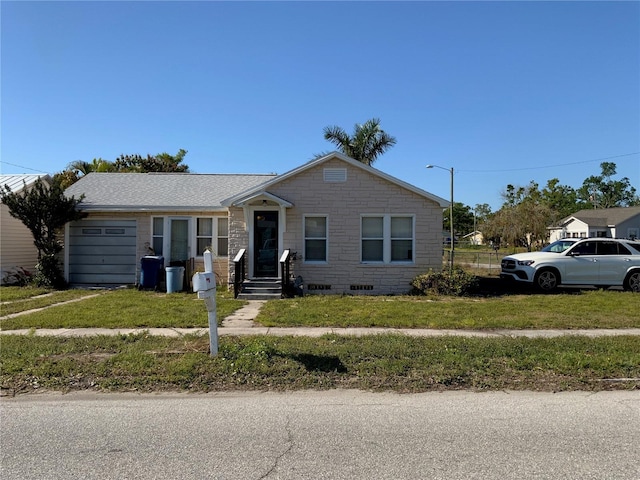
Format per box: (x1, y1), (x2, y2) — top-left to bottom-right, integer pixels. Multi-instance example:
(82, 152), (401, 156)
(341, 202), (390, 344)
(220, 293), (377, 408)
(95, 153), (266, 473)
(279, 250), (301, 297)
(233, 249), (246, 298)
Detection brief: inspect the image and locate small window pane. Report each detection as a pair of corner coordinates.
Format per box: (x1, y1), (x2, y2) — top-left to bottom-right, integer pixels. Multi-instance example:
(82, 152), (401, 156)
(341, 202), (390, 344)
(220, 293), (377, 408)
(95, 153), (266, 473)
(197, 238), (211, 255)
(153, 218), (163, 235)
(217, 238), (228, 256)
(362, 217), (383, 237)
(391, 240), (413, 261)
(306, 240), (326, 261)
(391, 217), (412, 238)
(153, 238), (163, 255)
(197, 218), (212, 236)
(217, 217), (228, 236)
(305, 217), (326, 237)
(362, 239), (383, 261)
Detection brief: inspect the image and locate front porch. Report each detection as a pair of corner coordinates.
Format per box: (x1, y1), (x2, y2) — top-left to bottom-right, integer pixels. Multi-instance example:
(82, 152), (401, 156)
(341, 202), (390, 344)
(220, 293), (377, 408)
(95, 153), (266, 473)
(233, 249), (301, 300)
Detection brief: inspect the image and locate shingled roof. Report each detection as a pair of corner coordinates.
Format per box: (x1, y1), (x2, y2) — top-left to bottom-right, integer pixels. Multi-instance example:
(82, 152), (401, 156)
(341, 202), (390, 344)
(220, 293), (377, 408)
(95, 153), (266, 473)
(561, 206), (640, 227)
(64, 172), (276, 212)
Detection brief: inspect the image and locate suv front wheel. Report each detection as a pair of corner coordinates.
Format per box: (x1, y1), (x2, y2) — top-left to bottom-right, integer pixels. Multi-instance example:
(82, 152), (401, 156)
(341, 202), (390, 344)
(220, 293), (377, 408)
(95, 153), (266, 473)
(534, 269), (559, 292)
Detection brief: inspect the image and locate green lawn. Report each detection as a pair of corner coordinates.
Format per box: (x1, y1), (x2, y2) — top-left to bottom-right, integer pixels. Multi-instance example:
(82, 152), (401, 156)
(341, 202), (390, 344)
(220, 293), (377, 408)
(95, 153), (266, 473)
(2, 284), (639, 395)
(2, 333), (638, 395)
(1, 286), (638, 330)
(257, 291), (640, 330)
(0, 288), (246, 330)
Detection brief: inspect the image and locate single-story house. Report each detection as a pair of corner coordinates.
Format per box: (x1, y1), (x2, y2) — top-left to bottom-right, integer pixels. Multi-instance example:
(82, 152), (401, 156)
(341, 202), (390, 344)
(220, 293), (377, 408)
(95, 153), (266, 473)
(548, 206), (640, 242)
(1, 174), (52, 284)
(462, 230), (484, 246)
(62, 152), (448, 295)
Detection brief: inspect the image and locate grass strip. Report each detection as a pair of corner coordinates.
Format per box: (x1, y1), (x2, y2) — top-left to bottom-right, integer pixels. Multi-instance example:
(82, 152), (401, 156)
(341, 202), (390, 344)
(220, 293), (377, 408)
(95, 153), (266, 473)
(2, 334), (638, 395)
(0, 289), (246, 329)
(257, 291), (640, 329)
(0, 290), (104, 317)
(0, 286), (53, 302)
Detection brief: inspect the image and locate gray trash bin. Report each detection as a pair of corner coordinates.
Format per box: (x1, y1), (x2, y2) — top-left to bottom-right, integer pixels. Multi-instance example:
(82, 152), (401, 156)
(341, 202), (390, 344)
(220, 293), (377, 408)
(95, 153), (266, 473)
(165, 266), (185, 293)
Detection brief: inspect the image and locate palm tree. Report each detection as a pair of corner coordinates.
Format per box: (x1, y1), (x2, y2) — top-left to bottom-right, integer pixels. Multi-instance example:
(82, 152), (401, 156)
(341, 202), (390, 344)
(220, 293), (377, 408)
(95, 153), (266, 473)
(323, 118), (396, 166)
(67, 158), (114, 176)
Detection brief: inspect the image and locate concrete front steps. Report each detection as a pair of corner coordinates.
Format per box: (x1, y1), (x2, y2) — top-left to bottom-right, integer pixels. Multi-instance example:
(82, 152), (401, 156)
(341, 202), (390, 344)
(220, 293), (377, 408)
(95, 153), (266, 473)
(237, 277), (282, 300)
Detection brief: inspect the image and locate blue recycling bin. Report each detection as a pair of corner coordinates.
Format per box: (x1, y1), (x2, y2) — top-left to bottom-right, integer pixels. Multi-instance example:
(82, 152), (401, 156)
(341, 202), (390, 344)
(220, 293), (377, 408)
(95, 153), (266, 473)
(139, 256), (164, 290)
(166, 266), (185, 293)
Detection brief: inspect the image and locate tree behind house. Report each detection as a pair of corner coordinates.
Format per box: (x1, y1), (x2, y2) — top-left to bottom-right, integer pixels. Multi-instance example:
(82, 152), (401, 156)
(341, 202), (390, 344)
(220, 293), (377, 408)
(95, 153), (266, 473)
(322, 118), (396, 166)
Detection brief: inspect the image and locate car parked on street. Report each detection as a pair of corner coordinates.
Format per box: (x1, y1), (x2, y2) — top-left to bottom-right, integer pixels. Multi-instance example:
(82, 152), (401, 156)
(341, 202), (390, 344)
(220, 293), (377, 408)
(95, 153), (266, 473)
(500, 238), (640, 292)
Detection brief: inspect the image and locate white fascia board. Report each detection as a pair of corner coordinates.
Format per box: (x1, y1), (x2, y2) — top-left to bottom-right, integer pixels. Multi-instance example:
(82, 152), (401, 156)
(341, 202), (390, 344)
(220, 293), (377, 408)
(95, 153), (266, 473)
(228, 191), (293, 208)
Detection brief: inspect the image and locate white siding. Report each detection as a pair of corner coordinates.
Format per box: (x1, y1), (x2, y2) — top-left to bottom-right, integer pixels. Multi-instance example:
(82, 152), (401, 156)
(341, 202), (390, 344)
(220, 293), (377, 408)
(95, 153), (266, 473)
(0, 204), (39, 283)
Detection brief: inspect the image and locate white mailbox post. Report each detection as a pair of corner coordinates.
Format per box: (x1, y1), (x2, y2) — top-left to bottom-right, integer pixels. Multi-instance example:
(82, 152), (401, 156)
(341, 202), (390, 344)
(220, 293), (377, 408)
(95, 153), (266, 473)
(192, 250), (218, 356)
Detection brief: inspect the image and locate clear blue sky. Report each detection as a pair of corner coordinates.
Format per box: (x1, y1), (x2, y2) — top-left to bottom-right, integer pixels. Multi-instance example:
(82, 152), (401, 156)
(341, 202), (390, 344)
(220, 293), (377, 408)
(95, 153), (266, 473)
(2, 1), (639, 211)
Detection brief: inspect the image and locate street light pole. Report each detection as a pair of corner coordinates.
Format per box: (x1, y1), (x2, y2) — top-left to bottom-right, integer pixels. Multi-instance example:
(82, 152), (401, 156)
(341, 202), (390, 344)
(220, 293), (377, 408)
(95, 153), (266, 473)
(426, 165), (454, 273)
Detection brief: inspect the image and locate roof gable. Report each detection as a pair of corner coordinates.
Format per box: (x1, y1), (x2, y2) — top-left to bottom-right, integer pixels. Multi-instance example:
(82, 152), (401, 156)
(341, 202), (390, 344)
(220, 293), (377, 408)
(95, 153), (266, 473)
(222, 151), (449, 207)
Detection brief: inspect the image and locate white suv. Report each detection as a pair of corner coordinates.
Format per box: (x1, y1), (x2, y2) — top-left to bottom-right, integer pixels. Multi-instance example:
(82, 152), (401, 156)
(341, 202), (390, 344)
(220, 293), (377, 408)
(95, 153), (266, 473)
(500, 238), (640, 292)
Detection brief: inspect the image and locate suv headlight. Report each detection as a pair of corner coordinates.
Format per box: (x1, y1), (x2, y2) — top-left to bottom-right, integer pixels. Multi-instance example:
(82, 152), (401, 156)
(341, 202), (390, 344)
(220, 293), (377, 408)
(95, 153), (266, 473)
(517, 260), (535, 266)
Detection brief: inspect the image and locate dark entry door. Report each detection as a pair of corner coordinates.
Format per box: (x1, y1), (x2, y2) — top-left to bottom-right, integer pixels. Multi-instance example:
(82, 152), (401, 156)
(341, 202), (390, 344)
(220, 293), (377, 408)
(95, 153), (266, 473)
(254, 211), (278, 277)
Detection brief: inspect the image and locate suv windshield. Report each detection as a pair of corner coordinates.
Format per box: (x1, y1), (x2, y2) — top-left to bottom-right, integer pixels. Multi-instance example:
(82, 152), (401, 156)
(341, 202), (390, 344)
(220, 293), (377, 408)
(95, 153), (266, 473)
(541, 239), (576, 253)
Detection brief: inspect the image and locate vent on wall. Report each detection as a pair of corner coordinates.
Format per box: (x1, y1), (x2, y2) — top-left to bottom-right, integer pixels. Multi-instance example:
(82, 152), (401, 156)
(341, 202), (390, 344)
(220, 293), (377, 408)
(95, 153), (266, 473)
(323, 168), (347, 183)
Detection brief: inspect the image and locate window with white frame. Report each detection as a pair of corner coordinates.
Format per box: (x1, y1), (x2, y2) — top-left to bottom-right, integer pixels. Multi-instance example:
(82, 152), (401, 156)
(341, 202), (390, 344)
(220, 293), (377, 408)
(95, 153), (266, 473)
(152, 217), (164, 255)
(391, 216), (413, 261)
(304, 216), (328, 262)
(361, 215), (414, 263)
(196, 218), (214, 256)
(152, 216), (229, 259)
(217, 217), (229, 256)
(196, 217), (229, 257)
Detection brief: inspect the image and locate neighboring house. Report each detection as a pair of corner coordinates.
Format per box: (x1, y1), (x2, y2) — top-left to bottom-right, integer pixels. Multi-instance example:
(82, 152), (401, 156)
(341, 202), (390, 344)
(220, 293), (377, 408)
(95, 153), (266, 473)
(462, 231), (484, 246)
(548, 206), (640, 242)
(0, 174), (52, 283)
(63, 152), (448, 295)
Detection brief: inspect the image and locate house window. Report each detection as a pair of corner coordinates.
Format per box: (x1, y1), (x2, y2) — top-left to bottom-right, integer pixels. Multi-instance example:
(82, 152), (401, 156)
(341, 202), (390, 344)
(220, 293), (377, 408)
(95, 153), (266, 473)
(391, 216), (413, 261)
(152, 217), (164, 255)
(361, 215), (414, 264)
(196, 217), (229, 257)
(152, 216), (228, 259)
(196, 218), (213, 256)
(217, 217), (229, 256)
(362, 217), (384, 262)
(304, 216), (328, 262)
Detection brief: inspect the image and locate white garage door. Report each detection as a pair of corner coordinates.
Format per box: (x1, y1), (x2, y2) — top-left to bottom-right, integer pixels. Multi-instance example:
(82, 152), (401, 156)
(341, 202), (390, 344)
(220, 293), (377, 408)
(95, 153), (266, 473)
(68, 219), (137, 286)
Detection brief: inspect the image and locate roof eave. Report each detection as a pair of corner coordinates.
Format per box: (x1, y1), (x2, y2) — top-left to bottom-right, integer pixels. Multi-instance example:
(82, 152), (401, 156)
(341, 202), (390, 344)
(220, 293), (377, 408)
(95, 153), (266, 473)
(78, 205), (229, 213)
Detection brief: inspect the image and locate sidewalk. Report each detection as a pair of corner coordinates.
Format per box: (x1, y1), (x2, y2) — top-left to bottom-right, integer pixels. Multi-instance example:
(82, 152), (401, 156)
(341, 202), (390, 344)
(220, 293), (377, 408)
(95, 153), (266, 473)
(2, 301), (640, 339)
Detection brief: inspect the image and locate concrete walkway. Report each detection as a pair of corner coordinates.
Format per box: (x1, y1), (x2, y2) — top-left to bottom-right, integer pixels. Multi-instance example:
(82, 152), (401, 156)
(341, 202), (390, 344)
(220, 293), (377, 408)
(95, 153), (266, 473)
(2, 300), (640, 338)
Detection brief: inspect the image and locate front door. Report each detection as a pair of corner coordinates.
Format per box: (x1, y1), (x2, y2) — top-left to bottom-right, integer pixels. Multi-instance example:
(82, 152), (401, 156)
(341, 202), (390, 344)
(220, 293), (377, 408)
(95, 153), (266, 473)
(254, 211), (278, 277)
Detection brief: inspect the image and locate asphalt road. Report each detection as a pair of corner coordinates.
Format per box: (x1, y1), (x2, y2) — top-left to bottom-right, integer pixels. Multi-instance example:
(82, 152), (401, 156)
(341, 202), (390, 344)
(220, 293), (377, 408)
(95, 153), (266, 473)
(1, 390), (639, 479)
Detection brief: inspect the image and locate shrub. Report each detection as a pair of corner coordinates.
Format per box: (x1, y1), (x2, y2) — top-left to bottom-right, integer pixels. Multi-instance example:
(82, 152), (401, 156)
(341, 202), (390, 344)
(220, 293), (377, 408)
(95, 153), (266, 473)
(2, 267), (33, 286)
(411, 267), (479, 296)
